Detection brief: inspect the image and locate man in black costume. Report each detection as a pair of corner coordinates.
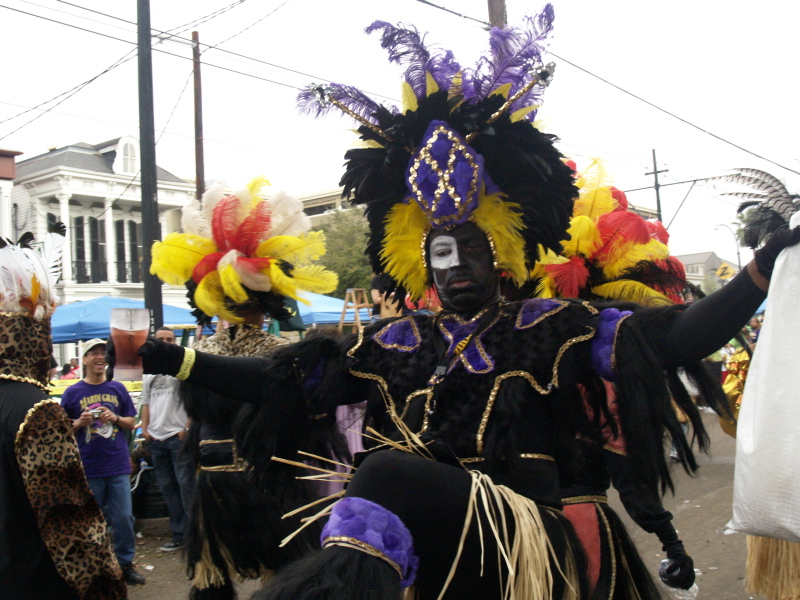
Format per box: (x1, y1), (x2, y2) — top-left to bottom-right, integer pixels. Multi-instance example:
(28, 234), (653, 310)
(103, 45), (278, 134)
(140, 12), (800, 600)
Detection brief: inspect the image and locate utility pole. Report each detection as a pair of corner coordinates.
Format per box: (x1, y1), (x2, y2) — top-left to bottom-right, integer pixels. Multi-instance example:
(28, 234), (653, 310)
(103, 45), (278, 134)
(192, 31), (205, 201)
(645, 149), (668, 223)
(487, 0), (506, 28)
(137, 0), (163, 328)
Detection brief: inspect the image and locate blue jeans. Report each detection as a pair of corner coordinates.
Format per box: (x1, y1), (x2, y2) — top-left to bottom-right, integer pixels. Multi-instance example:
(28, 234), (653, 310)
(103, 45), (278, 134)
(150, 434), (196, 543)
(87, 474), (135, 565)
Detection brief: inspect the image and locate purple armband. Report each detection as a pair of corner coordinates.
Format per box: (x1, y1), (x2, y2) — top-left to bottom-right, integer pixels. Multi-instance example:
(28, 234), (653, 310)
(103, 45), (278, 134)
(321, 496), (419, 587)
(590, 308), (633, 382)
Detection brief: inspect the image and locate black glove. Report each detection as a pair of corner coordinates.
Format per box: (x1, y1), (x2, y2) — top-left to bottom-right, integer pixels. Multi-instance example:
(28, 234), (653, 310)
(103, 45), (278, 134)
(137, 337), (186, 376)
(754, 224), (800, 280)
(659, 539), (695, 590)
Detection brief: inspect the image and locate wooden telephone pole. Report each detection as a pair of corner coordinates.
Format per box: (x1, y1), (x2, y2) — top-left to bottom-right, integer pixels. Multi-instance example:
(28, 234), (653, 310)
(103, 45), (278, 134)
(487, 0), (506, 28)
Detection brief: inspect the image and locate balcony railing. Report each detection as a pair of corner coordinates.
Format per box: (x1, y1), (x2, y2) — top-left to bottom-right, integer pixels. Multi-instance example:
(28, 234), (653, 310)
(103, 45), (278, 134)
(71, 261), (141, 284)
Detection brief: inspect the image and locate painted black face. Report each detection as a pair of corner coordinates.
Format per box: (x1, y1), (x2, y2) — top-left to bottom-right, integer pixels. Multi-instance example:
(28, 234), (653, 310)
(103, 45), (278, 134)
(428, 222), (500, 314)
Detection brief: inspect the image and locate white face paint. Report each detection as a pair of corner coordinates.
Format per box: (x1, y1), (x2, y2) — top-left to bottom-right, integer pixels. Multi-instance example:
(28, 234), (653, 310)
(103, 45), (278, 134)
(430, 235), (460, 270)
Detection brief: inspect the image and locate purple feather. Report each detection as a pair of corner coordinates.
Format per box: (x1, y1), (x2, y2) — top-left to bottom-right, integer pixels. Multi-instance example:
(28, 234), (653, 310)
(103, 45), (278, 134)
(365, 20), (461, 99)
(469, 6), (555, 118)
(297, 83), (386, 122)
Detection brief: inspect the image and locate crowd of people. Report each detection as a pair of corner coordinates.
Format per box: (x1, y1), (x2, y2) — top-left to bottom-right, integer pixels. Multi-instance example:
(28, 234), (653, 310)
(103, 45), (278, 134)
(2, 8), (799, 600)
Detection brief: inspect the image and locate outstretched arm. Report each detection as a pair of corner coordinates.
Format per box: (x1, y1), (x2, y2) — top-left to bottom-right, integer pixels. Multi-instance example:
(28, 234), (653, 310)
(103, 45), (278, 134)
(660, 261), (767, 367)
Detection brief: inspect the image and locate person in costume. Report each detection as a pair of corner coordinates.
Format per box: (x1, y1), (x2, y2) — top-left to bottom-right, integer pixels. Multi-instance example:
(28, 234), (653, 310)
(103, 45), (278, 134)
(0, 226), (126, 599)
(139, 11), (799, 600)
(525, 163), (700, 598)
(711, 169), (800, 600)
(149, 178), (340, 599)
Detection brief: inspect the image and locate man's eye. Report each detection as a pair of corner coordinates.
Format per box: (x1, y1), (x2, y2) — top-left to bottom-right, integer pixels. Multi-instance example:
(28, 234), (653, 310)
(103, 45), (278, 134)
(434, 249), (451, 257)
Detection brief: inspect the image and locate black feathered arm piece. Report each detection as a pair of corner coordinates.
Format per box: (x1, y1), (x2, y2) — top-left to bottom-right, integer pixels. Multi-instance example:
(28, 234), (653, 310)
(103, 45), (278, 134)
(231, 334), (369, 487)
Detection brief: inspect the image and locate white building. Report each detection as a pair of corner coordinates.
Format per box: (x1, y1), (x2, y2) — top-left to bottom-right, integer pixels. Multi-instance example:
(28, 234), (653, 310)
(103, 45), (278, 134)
(10, 136), (195, 306)
(675, 251), (740, 293)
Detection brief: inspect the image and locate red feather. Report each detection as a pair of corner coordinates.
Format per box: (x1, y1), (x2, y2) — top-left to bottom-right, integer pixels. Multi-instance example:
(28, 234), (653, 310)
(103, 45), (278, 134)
(544, 256), (590, 298)
(610, 186), (628, 211)
(594, 211), (651, 262)
(237, 202), (272, 256)
(211, 195), (243, 252)
(646, 219), (669, 244)
(192, 252), (225, 283)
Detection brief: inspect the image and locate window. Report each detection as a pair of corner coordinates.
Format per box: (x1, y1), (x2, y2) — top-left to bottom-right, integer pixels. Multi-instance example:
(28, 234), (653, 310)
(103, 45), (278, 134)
(116, 220), (126, 282)
(128, 220), (141, 283)
(686, 265), (701, 275)
(122, 143), (137, 173)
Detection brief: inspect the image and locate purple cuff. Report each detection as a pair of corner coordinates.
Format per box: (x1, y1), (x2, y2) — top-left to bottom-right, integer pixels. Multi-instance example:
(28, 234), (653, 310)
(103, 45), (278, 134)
(590, 308), (633, 382)
(321, 496), (419, 587)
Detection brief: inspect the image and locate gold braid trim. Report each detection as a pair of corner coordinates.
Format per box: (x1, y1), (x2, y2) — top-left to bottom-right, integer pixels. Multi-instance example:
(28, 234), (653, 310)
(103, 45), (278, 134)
(596, 504), (617, 600)
(176, 347), (197, 380)
(15, 398), (57, 445)
(1, 373), (49, 392)
(322, 536), (404, 579)
(561, 495), (608, 505)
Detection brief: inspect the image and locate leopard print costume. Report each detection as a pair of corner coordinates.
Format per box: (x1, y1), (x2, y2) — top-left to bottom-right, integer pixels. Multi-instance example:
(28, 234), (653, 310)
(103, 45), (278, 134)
(0, 311), (52, 390)
(15, 399), (126, 599)
(193, 324), (289, 356)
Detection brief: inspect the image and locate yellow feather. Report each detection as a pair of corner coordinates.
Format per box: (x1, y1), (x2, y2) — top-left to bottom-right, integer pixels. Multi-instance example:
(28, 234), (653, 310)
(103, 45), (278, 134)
(592, 281), (672, 307)
(288, 265), (339, 295)
(601, 239), (670, 279)
(425, 72), (439, 96)
(256, 232), (327, 265)
(472, 190), (527, 286)
(381, 201), (430, 300)
(194, 271), (242, 323)
(151, 233), (218, 285)
(30, 275), (40, 302)
(562, 216), (602, 258)
(534, 275), (557, 298)
(246, 176), (271, 205)
(531, 247), (568, 279)
(573, 159), (616, 219)
(355, 139), (385, 149)
(492, 83), (512, 99)
(448, 71), (464, 100)
(218, 263), (249, 304)
(401, 81), (418, 113)
(510, 105), (539, 122)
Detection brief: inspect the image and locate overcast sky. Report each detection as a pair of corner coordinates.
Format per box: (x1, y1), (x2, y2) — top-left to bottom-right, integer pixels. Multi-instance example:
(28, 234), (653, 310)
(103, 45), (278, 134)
(2, 0), (799, 265)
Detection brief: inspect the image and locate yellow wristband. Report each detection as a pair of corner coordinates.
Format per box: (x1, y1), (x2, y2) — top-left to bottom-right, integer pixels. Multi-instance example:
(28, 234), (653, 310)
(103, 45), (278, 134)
(176, 347), (196, 380)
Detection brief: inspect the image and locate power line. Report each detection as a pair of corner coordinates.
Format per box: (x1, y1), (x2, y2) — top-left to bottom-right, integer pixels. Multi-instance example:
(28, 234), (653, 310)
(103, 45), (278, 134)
(413, 0), (800, 178)
(55, 0), (397, 103)
(202, 0), (291, 49)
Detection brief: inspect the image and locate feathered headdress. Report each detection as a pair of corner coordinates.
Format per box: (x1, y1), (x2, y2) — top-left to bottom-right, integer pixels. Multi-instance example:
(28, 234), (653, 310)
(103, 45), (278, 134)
(0, 222), (65, 319)
(0, 223), (65, 390)
(297, 6), (577, 301)
(531, 159), (687, 305)
(709, 168), (799, 248)
(150, 177), (338, 324)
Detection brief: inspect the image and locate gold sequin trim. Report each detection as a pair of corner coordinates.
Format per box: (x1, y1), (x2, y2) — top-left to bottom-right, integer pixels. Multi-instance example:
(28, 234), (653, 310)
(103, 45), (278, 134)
(402, 388), (432, 423)
(434, 308), (499, 380)
(176, 347), (196, 381)
(374, 317), (422, 352)
(476, 328), (594, 455)
(519, 453), (555, 462)
(597, 503), (617, 600)
(347, 328), (401, 420)
(459, 457), (485, 464)
(198, 439), (233, 446)
(322, 536), (403, 579)
(561, 495), (608, 505)
(1, 373), (49, 392)
(580, 301), (600, 315)
(199, 463), (245, 472)
(514, 299), (569, 330)
(407, 124), (480, 227)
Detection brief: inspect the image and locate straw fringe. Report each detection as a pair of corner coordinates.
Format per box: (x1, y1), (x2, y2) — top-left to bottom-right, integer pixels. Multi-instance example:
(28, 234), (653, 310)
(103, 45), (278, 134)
(746, 535), (800, 600)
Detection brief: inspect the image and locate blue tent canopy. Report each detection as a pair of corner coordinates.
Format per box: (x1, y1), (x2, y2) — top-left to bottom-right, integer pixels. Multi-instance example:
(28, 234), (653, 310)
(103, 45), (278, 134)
(51, 297), (206, 343)
(51, 293), (370, 343)
(295, 292), (371, 326)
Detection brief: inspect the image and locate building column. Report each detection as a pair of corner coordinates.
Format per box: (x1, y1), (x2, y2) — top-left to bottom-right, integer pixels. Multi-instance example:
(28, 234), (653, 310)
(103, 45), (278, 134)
(57, 192), (73, 282)
(0, 181), (12, 239)
(104, 198), (117, 282)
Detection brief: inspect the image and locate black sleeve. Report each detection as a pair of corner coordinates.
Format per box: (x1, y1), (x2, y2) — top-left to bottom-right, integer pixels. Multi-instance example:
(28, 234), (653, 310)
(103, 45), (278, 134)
(185, 353), (269, 402)
(604, 449), (674, 534)
(660, 266), (766, 367)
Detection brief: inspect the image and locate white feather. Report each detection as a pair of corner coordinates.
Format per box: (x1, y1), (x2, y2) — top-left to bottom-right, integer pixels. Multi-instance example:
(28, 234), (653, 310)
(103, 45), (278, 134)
(181, 197), (211, 238)
(41, 231), (65, 288)
(269, 190), (304, 221)
(201, 182), (228, 228)
(271, 211), (312, 237)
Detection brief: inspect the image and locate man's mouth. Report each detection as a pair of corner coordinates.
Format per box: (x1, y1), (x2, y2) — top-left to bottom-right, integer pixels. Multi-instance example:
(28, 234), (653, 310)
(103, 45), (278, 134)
(448, 277), (475, 290)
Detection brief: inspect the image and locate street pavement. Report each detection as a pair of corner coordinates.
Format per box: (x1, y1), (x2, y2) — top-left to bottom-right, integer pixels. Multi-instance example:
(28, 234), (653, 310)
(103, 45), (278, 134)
(129, 412), (753, 600)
